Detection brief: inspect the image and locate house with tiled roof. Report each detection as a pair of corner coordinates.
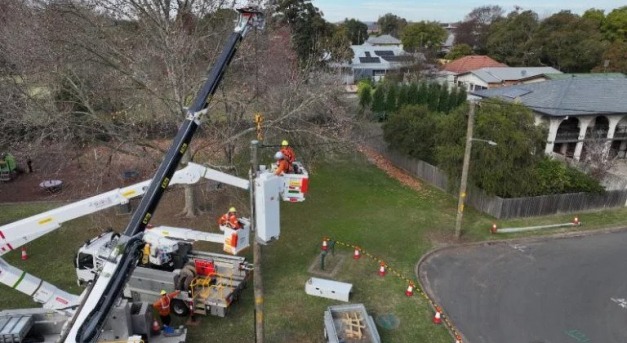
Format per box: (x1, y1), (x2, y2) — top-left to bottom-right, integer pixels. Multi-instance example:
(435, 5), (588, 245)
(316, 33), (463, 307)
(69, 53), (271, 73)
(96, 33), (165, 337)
(472, 75), (627, 161)
(456, 67), (562, 93)
(438, 55), (507, 89)
(442, 55), (506, 73)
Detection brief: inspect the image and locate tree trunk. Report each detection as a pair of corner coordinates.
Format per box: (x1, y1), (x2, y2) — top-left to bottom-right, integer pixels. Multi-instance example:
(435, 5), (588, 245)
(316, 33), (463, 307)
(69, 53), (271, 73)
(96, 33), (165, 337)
(180, 149), (198, 218)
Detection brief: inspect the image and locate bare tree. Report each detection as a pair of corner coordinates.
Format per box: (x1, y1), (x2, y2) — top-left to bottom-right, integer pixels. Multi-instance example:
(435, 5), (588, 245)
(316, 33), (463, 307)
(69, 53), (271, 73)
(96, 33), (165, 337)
(0, 0), (354, 215)
(580, 133), (617, 181)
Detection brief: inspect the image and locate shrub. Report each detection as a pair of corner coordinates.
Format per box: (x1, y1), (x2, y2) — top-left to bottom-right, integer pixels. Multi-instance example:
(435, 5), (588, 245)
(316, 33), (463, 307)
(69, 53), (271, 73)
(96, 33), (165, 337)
(383, 105), (437, 163)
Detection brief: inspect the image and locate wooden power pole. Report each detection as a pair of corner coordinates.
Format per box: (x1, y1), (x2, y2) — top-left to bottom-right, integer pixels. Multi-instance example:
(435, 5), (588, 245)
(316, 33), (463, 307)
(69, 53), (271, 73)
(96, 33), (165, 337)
(454, 101), (476, 239)
(250, 140), (264, 343)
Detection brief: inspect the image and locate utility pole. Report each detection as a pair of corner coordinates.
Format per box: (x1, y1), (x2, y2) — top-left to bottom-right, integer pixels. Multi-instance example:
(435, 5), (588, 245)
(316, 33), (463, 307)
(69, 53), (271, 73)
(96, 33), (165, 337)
(454, 101), (475, 239)
(250, 140), (264, 343)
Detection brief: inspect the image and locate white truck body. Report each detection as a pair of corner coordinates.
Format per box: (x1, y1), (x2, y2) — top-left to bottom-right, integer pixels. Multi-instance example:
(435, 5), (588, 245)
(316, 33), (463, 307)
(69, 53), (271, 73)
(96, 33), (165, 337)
(0, 299), (186, 343)
(123, 250), (250, 318)
(76, 226), (253, 318)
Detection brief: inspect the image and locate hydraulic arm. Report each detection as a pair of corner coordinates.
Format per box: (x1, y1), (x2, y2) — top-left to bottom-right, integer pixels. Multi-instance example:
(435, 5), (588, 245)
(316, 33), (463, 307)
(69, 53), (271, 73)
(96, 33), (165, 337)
(0, 162), (248, 313)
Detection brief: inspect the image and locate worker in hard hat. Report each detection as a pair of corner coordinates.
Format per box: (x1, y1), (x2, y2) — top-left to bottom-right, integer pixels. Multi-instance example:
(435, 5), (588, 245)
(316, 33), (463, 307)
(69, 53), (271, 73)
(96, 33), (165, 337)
(218, 207), (242, 230)
(274, 151), (292, 175)
(280, 140), (295, 164)
(153, 289), (181, 329)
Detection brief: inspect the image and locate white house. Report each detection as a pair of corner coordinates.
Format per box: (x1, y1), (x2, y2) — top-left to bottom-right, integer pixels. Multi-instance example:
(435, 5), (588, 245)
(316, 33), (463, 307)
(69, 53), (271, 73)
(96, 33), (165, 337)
(436, 55), (507, 89)
(473, 75), (627, 161)
(456, 67), (562, 92)
(330, 43), (420, 84)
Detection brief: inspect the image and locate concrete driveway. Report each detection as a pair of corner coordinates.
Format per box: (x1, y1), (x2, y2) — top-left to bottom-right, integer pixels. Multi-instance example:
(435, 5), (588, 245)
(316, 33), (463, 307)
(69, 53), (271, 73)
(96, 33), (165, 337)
(419, 231), (627, 343)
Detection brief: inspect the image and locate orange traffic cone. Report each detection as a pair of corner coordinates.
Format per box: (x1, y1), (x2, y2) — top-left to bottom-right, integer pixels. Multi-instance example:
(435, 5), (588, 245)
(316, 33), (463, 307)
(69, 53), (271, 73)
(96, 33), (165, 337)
(433, 308), (442, 324)
(151, 318), (161, 335)
(405, 282), (414, 297)
(321, 239), (328, 251)
(573, 216), (580, 225)
(353, 247), (361, 260)
(378, 262), (386, 277)
(21, 247), (28, 260)
(490, 223), (498, 234)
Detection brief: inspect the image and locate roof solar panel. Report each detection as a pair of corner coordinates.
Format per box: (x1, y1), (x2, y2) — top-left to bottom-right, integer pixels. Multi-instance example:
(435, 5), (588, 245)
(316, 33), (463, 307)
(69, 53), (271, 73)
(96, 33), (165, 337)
(359, 57), (381, 63)
(374, 50), (394, 56)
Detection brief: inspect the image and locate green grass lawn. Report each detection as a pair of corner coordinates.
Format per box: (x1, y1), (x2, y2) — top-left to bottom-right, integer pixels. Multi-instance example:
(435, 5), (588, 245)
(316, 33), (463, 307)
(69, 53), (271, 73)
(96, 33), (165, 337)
(2, 152), (627, 342)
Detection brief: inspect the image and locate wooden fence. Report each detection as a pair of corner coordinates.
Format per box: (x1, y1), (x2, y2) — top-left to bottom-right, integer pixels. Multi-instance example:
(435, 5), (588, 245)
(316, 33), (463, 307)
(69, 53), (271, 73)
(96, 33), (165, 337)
(377, 148), (627, 219)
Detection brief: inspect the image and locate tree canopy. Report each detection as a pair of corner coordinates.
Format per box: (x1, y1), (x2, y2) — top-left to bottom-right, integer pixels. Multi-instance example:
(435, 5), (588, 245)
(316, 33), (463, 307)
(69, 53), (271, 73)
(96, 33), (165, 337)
(603, 6), (627, 42)
(486, 10), (540, 65)
(531, 11), (606, 72)
(383, 105), (437, 163)
(381, 98), (601, 197)
(454, 5), (504, 53)
(401, 21), (447, 53)
(377, 13), (407, 38)
(340, 18), (368, 45)
(274, 0), (335, 65)
(445, 44), (473, 60)
(593, 40), (627, 73)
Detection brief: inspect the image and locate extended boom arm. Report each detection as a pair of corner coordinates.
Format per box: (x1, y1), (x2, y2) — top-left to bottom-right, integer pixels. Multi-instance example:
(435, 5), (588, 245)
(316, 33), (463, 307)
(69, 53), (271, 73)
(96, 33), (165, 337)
(0, 162), (248, 313)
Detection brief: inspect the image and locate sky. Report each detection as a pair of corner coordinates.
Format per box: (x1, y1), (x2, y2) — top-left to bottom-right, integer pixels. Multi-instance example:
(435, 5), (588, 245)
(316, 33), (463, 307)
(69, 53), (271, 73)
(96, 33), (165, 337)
(313, 0), (622, 24)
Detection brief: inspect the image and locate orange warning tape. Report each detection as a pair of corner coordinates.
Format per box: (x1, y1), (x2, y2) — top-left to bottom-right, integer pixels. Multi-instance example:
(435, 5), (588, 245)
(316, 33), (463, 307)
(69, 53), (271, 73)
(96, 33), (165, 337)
(323, 237), (464, 342)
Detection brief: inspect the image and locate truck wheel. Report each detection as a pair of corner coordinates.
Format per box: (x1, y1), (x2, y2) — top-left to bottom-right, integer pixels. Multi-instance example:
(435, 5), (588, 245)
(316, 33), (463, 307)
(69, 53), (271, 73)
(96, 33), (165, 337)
(171, 299), (189, 317)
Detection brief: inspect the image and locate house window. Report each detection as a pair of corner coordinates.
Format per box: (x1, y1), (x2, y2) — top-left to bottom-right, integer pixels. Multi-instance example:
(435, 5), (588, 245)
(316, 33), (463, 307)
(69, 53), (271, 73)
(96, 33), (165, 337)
(373, 70), (386, 76)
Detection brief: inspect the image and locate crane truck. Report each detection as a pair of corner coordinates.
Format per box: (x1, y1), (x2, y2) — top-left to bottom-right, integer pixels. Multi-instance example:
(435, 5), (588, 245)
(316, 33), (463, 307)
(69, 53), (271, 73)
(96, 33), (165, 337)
(0, 160), (260, 342)
(0, 7), (309, 342)
(71, 162), (309, 320)
(1, 158), (306, 341)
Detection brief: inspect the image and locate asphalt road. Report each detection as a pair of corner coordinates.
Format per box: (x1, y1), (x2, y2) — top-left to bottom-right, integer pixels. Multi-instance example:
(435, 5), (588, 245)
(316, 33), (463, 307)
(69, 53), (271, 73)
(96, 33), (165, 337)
(419, 231), (627, 343)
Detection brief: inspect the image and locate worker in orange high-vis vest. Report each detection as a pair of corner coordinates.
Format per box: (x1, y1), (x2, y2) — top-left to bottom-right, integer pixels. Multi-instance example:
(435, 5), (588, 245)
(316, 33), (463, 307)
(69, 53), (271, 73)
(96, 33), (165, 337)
(274, 151), (292, 175)
(218, 207), (242, 229)
(153, 289), (181, 328)
(280, 140), (295, 164)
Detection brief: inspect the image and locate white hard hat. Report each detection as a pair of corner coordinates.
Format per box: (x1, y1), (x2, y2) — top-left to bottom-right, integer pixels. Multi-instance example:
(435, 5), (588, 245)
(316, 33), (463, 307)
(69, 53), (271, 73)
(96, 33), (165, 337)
(274, 151), (284, 160)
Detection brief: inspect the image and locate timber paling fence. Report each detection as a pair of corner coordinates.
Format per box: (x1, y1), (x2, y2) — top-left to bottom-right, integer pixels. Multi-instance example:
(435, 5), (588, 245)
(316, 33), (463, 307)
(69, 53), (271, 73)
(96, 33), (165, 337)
(374, 147), (627, 219)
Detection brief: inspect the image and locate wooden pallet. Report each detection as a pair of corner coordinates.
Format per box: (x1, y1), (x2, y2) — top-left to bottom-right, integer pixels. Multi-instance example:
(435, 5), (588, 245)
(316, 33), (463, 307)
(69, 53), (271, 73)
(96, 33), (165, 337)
(341, 311), (365, 339)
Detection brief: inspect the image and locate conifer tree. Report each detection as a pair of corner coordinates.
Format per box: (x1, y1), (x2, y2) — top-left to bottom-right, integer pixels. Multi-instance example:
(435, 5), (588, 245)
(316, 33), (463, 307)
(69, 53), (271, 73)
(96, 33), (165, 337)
(371, 85), (387, 120)
(407, 82), (419, 105)
(427, 82), (440, 111)
(417, 82), (429, 105)
(396, 84), (409, 110)
(385, 83), (398, 112)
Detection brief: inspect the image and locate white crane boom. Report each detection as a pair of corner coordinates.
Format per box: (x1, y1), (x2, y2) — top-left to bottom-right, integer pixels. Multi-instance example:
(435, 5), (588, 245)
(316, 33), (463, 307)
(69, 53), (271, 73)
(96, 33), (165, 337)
(0, 162), (248, 313)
